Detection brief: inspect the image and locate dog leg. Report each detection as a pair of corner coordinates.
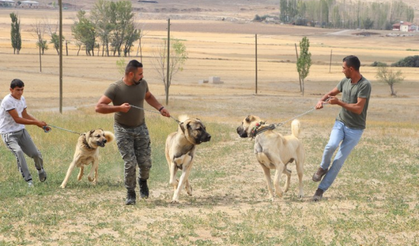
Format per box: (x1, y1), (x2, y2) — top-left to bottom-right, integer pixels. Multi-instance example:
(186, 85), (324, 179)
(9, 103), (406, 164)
(283, 168), (292, 193)
(273, 162), (285, 198)
(77, 166), (84, 181)
(295, 160), (304, 198)
(184, 178), (193, 196)
(260, 164), (275, 201)
(172, 157), (193, 203)
(168, 162), (178, 193)
(88, 160), (98, 185)
(60, 161), (76, 188)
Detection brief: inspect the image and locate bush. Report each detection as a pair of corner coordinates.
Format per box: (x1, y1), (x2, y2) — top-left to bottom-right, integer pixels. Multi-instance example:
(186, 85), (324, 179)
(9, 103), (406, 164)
(253, 15), (262, 22)
(371, 61), (387, 67)
(392, 55), (419, 67)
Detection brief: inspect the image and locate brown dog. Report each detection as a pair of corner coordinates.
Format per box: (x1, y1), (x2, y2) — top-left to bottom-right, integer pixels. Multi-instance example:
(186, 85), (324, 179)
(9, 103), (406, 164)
(165, 115), (211, 203)
(60, 129), (115, 188)
(237, 115), (304, 200)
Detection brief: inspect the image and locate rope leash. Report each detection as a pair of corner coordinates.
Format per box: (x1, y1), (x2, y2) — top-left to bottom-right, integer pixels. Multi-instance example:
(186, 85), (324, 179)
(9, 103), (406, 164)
(44, 124), (82, 135)
(272, 100), (330, 128)
(272, 106), (317, 128)
(129, 104), (180, 123)
(254, 101), (329, 136)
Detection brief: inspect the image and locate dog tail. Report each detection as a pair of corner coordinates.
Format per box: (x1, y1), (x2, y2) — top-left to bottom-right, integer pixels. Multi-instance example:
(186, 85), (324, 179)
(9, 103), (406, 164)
(104, 131), (115, 143)
(178, 114), (189, 123)
(291, 119), (301, 138)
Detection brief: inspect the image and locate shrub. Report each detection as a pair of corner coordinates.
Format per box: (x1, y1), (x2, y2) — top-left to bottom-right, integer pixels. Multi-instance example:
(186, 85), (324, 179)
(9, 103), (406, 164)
(371, 61), (387, 67)
(392, 55), (419, 67)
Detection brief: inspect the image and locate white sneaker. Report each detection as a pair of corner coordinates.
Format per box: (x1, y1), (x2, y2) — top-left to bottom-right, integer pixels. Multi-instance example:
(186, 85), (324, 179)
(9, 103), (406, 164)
(27, 181), (34, 188)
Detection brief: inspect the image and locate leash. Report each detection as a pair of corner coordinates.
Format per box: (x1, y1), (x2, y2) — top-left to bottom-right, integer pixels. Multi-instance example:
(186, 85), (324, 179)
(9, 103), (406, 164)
(44, 124), (83, 135)
(272, 100), (330, 128)
(129, 104), (180, 123)
(253, 101), (329, 136)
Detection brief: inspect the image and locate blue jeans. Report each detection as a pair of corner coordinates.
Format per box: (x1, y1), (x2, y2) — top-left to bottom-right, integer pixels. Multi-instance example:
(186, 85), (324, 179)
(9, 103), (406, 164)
(318, 120), (364, 191)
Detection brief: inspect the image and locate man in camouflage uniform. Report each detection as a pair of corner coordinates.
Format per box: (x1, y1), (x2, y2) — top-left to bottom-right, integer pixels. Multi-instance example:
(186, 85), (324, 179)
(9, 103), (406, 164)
(96, 60), (170, 205)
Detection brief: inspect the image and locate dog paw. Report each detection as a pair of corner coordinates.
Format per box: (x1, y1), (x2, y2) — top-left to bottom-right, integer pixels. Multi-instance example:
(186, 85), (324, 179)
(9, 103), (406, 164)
(60, 185), (66, 189)
(171, 200), (179, 204)
(88, 176), (94, 182)
(186, 186), (193, 196)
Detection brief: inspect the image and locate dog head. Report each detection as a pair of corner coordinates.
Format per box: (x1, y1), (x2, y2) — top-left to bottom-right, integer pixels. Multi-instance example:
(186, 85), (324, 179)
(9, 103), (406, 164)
(178, 115), (211, 145)
(85, 129), (115, 148)
(236, 115), (264, 138)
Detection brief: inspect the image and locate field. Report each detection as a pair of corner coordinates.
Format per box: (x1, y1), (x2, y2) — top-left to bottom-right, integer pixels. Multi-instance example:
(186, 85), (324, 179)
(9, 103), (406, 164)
(0, 2), (419, 245)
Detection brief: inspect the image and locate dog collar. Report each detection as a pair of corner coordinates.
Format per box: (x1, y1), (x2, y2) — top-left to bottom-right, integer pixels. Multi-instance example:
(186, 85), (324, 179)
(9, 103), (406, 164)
(82, 134), (93, 149)
(251, 122), (275, 138)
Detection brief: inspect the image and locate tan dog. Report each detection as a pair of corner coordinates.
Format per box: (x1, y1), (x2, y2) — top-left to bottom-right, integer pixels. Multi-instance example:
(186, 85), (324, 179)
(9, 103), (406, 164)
(237, 115), (304, 200)
(60, 129), (115, 188)
(165, 115), (211, 203)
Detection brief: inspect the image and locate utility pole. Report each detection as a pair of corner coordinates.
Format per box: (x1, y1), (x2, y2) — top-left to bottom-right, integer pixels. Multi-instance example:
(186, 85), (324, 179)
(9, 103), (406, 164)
(329, 49), (333, 73)
(166, 18), (170, 105)
(59, 0), (63, 113)
(255, 34), (258, 95)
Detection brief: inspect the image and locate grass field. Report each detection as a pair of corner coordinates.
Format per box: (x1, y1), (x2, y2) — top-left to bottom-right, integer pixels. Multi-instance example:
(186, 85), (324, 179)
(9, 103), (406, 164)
(0, 5), (418, 246)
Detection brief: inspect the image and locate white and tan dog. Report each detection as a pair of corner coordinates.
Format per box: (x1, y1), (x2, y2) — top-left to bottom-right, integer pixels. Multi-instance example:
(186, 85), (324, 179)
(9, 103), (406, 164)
(237, 115), (304, 200)
(60, 129), (115, 188)
(165, 115), (211, 203)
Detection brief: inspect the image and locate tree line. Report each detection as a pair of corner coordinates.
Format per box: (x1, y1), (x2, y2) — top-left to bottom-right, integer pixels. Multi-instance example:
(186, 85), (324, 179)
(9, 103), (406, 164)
(10, 0), (140, 57)
(280, 0), (415, 30)
(72, 0), (140, 57)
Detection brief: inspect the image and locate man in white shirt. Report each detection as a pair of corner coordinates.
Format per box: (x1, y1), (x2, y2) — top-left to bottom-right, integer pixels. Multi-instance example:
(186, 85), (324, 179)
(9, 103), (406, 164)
(0, 79), (48, 187)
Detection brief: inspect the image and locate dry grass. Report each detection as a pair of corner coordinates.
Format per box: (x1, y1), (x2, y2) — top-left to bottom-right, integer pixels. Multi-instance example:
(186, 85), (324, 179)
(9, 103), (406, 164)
(0, 5), (418, 245)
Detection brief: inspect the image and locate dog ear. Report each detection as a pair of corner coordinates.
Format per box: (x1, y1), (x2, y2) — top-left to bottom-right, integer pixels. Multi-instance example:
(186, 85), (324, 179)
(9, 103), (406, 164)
(85, 130), (94, 138)
(245, 115), (253, 123)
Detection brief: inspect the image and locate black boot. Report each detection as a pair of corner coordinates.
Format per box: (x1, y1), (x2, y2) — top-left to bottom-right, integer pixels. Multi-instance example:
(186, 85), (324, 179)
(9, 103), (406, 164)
(139, 179), (149, 199)
(125, 190), (136, 205)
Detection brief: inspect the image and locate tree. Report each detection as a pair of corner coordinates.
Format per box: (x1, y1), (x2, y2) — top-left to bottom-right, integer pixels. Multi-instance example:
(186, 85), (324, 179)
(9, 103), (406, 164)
(10, 12), (21, 54)
(123, 24), (140, 57)
(153, 38), (188, 105)
(46, 20), (65, 55)
(362, 17), (374, 29)
(135, 28), (147, 62)
(37, 40), (48, 55)
(33, 20), (48, 55)
(90, 0), (113, 56)
(296, 37), (311, 96)
(109, 0), (136, 57)
(376, 65), (404, 96)
(72, 10), (96, 56)
(50, 32), (65, 55)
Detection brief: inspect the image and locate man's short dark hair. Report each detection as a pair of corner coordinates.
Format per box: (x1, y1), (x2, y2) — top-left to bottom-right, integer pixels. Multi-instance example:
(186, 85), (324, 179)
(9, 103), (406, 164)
(343, 55), (361, 71)
(10, 79), (24, 89)
(125, 60), (143, 75)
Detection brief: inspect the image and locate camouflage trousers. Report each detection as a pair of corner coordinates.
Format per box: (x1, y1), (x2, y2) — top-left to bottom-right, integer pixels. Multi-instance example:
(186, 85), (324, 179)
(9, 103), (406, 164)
(114, 123), (152, 191)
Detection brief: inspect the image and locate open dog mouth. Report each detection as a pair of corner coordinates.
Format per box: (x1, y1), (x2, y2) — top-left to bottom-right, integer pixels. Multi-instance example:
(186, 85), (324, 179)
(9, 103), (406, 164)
(96, 141), (106, 147)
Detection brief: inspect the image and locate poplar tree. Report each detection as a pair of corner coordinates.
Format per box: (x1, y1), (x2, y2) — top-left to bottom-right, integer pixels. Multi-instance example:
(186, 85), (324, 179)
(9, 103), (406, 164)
(296, 37), (311, 96)
(10, 12), (21, 54)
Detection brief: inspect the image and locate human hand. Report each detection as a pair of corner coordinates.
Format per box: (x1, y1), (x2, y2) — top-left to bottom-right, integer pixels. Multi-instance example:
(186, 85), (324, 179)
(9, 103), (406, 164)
(37, 121), (47, 128)
(119, 103), (131, 113)
(316, 100), (325, 109)
(328, 96), (339, 105)
(160, 107), (170, 117)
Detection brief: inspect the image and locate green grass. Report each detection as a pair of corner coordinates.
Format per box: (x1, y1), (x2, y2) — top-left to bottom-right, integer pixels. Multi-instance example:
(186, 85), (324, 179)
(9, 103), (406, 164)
(0, 108), (418, 245)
